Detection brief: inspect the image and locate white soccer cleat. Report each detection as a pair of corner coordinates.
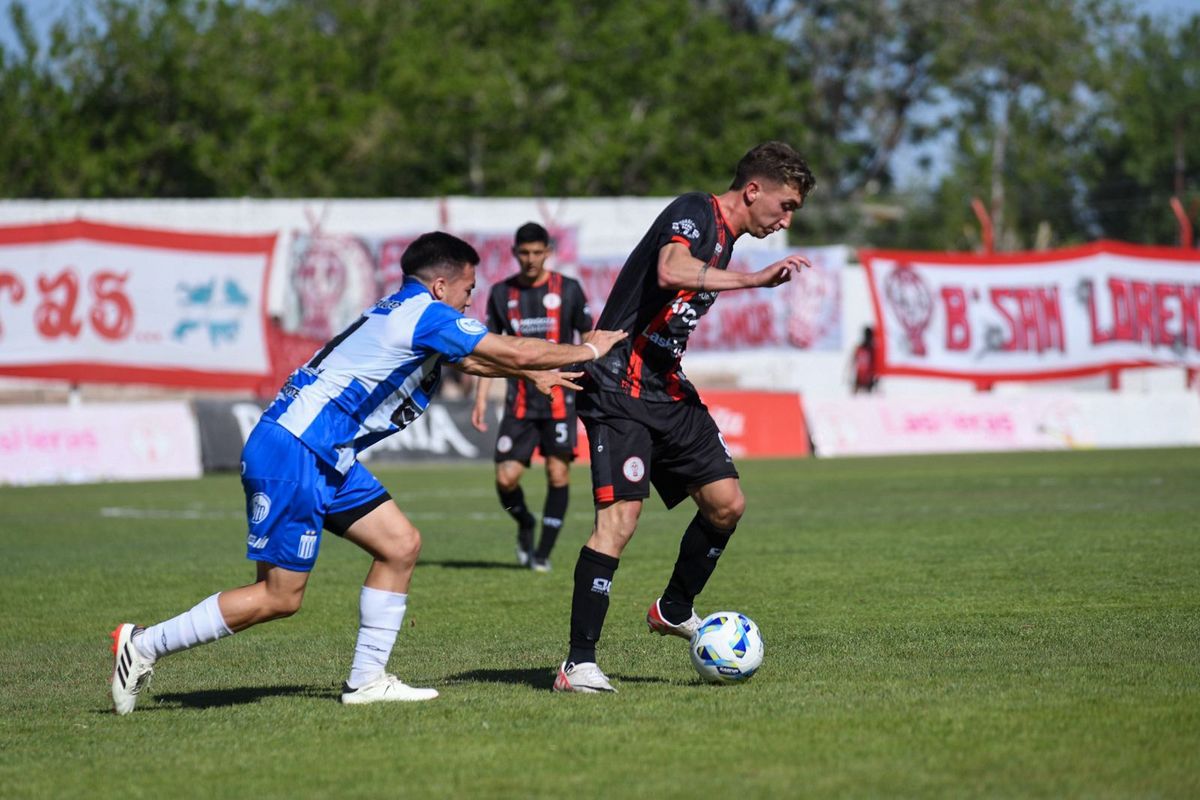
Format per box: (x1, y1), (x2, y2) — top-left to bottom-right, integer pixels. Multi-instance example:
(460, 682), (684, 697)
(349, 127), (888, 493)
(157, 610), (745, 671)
(531, 557), (552, 573)
(553, 661), (616, 693)
(515, 546), (532, 567)
(646, 597), (702, 640)
(110, 623), (154, 715)
(340, 673), (439, 704)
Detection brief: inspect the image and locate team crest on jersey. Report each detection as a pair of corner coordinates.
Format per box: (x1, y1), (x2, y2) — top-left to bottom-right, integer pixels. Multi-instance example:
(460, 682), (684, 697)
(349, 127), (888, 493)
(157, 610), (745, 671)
(542, 292), (561, 310)
(672, 218), (701, 240)
(622, 457), (646, 482)
(250, 492), (271, 525)
(456, 318), (486, 334)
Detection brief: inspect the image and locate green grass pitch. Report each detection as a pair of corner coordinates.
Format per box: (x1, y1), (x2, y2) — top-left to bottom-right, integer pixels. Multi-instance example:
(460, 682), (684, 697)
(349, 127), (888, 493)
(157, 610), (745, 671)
(1, 448), (1198, 798)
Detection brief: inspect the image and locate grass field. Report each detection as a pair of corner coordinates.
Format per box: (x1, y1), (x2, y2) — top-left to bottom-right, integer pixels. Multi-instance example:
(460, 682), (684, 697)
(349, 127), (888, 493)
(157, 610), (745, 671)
(1, 448), (1198, 798)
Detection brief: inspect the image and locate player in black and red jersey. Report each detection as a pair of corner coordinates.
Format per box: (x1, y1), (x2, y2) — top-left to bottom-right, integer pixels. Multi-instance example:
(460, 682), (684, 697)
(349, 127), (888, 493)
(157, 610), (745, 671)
(472, 223), (593, 572)
(553, 142), (817, 692)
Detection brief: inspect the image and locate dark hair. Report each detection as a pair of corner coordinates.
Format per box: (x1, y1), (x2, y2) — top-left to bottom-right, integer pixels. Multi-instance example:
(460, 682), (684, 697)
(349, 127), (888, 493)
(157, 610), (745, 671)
(514, 222), (550, 247)
(730, 141), (816, 196)
(401, 232), (480, 280)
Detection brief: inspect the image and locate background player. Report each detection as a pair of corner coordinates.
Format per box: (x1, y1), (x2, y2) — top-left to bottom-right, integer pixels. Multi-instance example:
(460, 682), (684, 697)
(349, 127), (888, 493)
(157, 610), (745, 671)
(110, 232), (625, 713)
(471, 223), (593, 571)
(553, 142), (817, 693)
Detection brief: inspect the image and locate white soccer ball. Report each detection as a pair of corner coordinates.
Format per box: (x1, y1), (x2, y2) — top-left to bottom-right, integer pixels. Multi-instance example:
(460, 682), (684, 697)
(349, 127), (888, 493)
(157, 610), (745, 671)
(689, 611), (764, 684)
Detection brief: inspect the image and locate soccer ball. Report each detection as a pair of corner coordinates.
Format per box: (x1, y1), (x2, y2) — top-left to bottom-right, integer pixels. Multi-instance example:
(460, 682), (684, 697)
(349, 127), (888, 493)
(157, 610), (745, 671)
(689, 611), (764, 684)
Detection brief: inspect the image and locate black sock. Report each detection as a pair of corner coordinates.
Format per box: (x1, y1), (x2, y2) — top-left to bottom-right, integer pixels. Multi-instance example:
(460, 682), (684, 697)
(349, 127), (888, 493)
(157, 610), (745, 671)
(660, 513), (734, 624)
(498, 485), (535, 549)
(568, 546), (619, 664)
(535, 485), (570, 559)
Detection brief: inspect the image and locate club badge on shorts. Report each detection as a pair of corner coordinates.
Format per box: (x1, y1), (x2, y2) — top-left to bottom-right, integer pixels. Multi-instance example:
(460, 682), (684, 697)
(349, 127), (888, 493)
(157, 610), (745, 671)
(623, 457), (645, 482)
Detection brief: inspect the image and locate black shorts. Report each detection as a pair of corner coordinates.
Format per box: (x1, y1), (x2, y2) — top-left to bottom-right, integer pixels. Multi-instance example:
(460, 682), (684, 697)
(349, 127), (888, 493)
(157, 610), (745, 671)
(578, 391), (738, 509)
(494, 413), (578, 465)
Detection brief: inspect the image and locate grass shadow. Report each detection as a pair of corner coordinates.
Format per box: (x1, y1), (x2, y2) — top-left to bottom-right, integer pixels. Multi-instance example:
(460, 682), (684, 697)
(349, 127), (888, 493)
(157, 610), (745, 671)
(444, 667), (669, 691)
(419, 559), (527, 571)
(148, 684), (329, 710)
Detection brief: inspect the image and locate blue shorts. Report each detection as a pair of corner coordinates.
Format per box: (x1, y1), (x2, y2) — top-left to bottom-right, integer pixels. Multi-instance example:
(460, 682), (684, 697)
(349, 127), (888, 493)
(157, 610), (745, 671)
(241, 420), (389, 572)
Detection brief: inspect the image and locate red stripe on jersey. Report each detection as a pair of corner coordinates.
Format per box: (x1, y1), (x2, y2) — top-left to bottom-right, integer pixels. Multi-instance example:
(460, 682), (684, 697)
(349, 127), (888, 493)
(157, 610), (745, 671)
(625, 289), (695, 398)
(508, 285), (527, 419)
(547, 273), (568, 419)
(669, 235), (691, 247)
(594, 485), (615, 504)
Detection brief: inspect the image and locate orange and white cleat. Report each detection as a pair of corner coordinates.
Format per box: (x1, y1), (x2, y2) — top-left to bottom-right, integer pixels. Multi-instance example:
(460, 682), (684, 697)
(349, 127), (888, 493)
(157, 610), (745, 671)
(110, 623), (154, 715)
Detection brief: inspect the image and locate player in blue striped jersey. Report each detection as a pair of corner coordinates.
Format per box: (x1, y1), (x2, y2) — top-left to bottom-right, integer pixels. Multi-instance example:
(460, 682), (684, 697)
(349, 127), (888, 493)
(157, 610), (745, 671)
(110, 232), (626, 712)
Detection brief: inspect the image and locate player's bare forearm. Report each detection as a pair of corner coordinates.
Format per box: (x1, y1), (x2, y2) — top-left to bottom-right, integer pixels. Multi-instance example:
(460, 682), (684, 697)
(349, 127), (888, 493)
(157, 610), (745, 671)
(456, 357), (522, 379)
(470, 330), (625, 370)
(656, 243), (811, 291)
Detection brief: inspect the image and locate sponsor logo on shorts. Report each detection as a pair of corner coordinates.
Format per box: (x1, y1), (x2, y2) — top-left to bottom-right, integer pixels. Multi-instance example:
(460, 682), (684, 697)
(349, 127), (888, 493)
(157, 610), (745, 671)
(497, 435), (513, 454)
(542, 292), (561, 310)
(247, 534), (269, 549)
(591, 577), (612, 595)
(622, 457), (645, 482)
(298, 531), (318, 560)
(707, 547), (724, 559)
(250, 492), (271, 525)
(456, 318), (486, 335)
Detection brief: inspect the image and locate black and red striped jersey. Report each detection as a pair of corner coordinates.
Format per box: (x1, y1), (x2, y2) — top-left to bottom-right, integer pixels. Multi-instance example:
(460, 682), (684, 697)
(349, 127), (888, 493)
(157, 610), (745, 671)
(484, 271), (592, 420)
(585, 192), (734, 402)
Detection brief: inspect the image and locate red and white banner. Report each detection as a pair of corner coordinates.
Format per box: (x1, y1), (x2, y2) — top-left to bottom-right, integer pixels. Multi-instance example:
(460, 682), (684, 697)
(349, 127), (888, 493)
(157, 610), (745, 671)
(805, 392), (1200, 457)
(0, 220), (275, 390)
(0, 401), (202, 485)
(861, 241), (1200, 381)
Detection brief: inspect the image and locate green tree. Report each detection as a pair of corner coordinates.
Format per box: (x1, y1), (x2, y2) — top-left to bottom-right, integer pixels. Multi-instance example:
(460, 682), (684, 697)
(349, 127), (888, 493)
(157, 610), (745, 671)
(1087, 14), (1200, 245)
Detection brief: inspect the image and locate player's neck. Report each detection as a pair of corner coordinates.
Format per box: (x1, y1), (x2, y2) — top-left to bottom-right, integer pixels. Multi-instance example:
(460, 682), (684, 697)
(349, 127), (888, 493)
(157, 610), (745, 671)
(517, 270), (550, 288)
(714, 190), (746, 239)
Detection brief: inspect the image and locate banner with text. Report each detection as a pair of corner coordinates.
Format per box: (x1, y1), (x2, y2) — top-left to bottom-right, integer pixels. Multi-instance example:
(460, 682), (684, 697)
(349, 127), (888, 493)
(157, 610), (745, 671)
(0, 220), (276, 390)
(861, 241), (1200, 381)
(0, 401), (203, 485)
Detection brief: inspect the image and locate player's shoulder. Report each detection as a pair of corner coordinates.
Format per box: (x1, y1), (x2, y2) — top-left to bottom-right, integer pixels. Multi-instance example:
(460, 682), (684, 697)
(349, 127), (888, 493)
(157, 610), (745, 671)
(557, 272), (585, 292)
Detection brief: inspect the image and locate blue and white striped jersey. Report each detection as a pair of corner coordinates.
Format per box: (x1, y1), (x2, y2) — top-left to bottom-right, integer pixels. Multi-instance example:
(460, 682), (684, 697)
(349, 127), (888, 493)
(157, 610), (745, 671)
(262, 277), (488, 473)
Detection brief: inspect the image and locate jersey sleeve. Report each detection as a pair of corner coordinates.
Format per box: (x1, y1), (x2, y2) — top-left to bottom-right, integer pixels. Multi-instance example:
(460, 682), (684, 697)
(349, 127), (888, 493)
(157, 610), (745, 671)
(485, 283), (506, 334)
(412, 302), (489, 363)
(566, 278), (593, 335)
(653, 193), (717, 262)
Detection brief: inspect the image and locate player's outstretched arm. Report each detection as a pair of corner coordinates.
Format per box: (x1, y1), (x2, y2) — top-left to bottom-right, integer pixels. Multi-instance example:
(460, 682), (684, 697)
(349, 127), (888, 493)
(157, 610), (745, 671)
(457, 363), (583, 398)
(657, 243), (811, 292)
(467, 329), (626, 371)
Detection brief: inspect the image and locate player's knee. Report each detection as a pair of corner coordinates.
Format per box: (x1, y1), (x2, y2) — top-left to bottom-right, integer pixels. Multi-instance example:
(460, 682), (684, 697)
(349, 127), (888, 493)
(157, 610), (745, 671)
(495, 473), (520, 493)
(381, 526), (422, 566)
(711, 491), (746, 529)
(266, 587), (304, 619)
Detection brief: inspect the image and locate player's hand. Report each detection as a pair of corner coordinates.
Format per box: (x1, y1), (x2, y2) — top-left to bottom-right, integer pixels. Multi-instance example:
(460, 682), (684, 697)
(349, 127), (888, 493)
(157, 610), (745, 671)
(530, 369), (584, 396)
(756, 254), (811, 288)
(580, 329), (628, 359)
(470, 401), (488, 432)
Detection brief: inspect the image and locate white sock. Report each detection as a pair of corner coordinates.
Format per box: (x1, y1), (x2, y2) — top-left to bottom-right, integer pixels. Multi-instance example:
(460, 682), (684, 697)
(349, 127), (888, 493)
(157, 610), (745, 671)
(347, 586), (407, 689)
(134, 592), (234, 662)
